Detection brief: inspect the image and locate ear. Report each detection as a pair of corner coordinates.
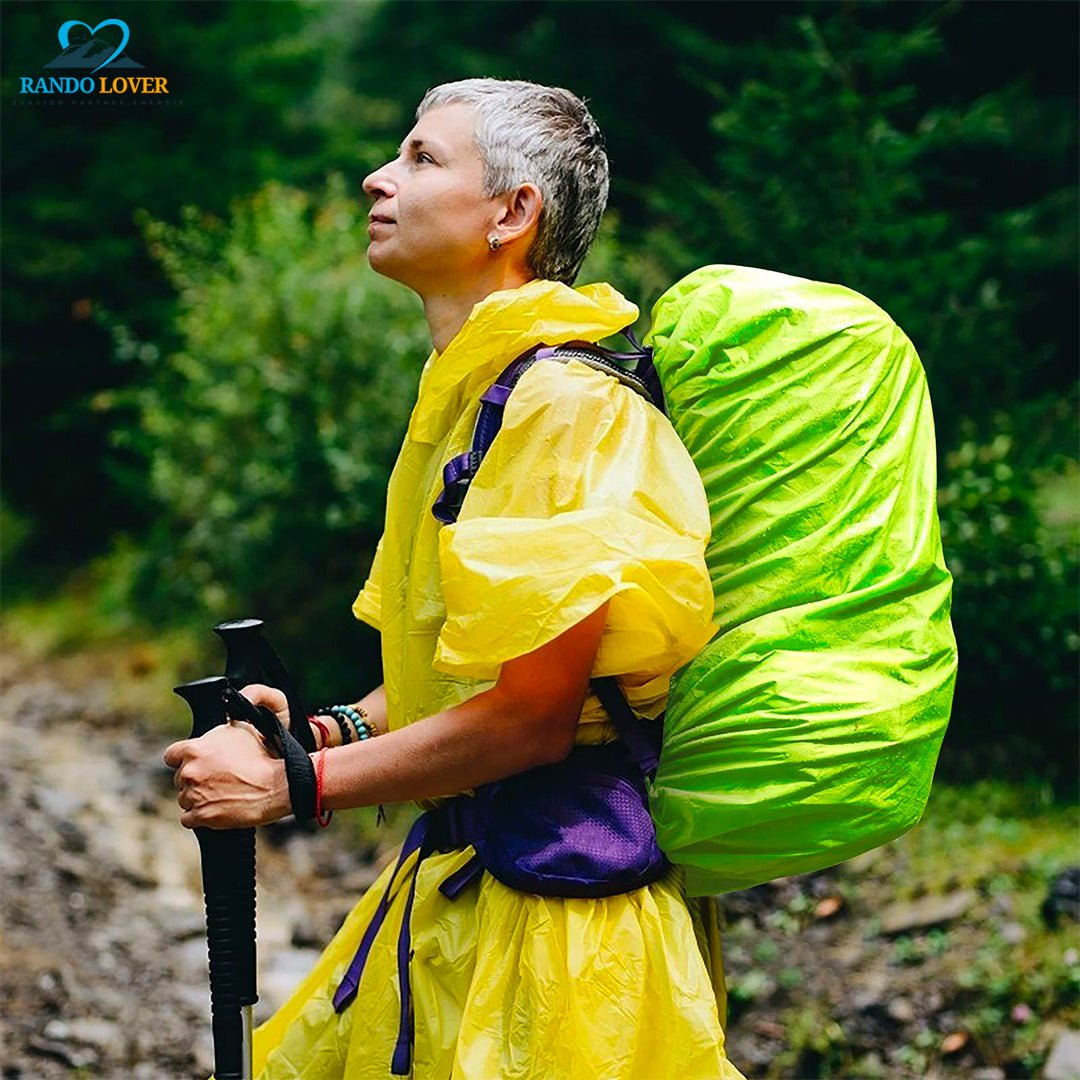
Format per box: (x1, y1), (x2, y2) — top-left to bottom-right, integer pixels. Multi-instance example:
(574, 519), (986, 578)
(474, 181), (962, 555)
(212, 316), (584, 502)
(492, 182), (543, 245)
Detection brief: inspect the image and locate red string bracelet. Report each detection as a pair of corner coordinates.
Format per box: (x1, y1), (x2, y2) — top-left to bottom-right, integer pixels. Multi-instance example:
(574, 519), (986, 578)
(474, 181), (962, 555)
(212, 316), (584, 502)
(315, 747), (333, 827)
(309, 715), (333, 750)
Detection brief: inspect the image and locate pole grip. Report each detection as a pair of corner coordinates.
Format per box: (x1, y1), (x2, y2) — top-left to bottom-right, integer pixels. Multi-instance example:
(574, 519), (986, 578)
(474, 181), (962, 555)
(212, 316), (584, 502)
(174, 676), (258, 1080)
(214, 619), (316, 753)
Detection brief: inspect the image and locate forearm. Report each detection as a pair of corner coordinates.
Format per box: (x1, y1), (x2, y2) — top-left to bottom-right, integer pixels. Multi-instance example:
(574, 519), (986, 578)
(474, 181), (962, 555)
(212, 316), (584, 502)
(318, 683), (572, 811)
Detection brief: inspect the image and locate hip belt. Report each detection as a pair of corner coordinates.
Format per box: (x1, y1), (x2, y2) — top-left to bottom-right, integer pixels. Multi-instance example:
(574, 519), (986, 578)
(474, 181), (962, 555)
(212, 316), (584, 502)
(331, 737), (668, 1075)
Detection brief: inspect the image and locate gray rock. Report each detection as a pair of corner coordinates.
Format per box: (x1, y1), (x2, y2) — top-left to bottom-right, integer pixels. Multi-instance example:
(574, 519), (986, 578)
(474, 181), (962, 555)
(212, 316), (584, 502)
(27, 1035), (97, 1070)
(44, 1017), (124, 1059)
(33, 785), (86, 820)
(257, 947), (322, 1019)
(63, 1017), (124, 1058)
(1042, 868), (1080, 928)
(887, 997), (915, 1023)
(972, 1068), (1005, 1080)
(159, 907), (208, 942)
(193, 1029), (216, 1077)
(851, 969), (890, 1012)
(843, 849), (884, 874)
(1044, 1030), (1080, 1080)
(879, 890), (976, 935)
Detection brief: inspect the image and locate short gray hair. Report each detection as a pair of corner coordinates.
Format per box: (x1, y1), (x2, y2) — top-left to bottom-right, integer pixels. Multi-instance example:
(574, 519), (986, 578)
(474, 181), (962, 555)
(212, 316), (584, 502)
(417, 78), (609, 285)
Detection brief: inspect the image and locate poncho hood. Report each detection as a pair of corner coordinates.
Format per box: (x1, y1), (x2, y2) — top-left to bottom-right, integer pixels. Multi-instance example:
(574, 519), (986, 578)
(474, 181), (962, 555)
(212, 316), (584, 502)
(407, 279), (638, 444)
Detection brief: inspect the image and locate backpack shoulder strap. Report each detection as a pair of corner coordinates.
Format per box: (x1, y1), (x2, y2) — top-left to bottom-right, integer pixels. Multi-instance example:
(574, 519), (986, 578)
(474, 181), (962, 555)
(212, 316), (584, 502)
(431, 329), (663, 526)
(431, 328), (666, 776)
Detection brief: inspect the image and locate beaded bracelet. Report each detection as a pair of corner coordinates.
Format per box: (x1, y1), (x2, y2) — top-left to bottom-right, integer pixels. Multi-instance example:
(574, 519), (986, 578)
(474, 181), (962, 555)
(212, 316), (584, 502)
(329, 704), (375, 742)
(311, 707), (351, 745)
(312, 704), (376, 745)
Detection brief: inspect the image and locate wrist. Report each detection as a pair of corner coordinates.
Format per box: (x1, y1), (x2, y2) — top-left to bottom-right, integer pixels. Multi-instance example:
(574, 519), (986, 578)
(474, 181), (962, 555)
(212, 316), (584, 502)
(312, 704), (375, 745)
(268, 758), (292, 822)
(308, 715), (337, 749)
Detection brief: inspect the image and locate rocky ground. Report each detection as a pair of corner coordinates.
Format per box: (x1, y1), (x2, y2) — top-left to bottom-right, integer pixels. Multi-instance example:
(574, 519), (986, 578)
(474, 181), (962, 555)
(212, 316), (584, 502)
(1, 643), (1077, 1079)
(0, 646), (387, 1080)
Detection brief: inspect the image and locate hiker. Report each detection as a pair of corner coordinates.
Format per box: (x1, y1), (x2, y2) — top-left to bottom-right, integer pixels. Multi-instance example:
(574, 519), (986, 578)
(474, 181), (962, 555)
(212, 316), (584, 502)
(165, 78), (746, 1079)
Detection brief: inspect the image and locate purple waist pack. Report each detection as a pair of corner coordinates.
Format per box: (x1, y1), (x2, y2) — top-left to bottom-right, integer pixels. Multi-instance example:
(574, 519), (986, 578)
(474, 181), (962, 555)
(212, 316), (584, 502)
(332, 681), (668, 1075)
(467, 741), (668, 897)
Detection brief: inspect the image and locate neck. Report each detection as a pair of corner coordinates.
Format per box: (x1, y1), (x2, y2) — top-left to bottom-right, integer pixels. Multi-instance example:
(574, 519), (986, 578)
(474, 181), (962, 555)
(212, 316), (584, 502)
(421, 263), (538, 354)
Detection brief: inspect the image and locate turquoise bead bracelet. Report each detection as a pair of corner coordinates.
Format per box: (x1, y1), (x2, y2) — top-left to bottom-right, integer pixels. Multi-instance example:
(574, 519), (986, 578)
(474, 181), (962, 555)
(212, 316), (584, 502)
(315, 704), (375, 744)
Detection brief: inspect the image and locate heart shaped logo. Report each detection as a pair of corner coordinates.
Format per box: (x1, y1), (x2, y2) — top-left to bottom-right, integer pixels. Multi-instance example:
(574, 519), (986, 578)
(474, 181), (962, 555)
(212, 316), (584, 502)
(57, 18), (130, 74)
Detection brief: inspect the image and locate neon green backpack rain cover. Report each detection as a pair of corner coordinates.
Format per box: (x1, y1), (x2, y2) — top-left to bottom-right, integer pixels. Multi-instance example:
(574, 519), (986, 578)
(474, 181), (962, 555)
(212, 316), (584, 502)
(644, 265), (958, 897)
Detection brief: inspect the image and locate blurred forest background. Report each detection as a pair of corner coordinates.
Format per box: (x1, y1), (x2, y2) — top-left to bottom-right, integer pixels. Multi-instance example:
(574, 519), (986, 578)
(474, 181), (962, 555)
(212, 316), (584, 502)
(3, 0), (1076, 784)
(1, 2), (1077, 1076)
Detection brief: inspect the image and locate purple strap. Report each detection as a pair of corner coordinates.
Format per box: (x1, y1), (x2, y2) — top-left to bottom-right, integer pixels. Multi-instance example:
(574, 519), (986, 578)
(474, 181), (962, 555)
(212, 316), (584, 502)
(591, 676), (662, 777)
(438, 852), (484, 899)
(332, 805), (482, 1075)
(390, 835), (427, 1076)
(431, 327), (663, 526)
(338, 326), (665, 1071)
(331, 813), (432, 1013)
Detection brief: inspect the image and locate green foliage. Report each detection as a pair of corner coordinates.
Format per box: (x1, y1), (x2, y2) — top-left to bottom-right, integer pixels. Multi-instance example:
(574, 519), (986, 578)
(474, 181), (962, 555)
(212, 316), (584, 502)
(113, 176), (427, 692)
(937, 419), (1079, 788)
(888, 929), (951, 966)
(637, 4), (1077, 447)
(1, 0), (334, 564)
(720, 782), (1079, 1077)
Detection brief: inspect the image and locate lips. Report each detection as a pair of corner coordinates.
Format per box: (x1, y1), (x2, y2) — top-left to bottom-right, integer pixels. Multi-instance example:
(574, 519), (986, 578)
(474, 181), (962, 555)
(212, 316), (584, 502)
(368, 214), (395, 224)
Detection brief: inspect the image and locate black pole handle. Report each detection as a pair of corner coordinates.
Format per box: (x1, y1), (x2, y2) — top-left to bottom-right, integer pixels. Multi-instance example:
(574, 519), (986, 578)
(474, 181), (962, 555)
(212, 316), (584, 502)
(214, 619), (317, 754)
(174, 677), (258, 1080)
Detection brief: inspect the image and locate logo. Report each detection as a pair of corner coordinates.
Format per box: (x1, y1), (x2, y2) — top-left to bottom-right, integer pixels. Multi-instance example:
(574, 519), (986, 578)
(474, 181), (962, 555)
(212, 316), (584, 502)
(17, 18), (175, 103)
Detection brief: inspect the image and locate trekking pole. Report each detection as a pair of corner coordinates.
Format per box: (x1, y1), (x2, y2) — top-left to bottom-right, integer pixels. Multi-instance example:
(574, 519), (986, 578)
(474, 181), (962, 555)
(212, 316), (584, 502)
(173, 675), (257, 1080)
(174, 619), (315, 1080)
(214, 618), (316, 755)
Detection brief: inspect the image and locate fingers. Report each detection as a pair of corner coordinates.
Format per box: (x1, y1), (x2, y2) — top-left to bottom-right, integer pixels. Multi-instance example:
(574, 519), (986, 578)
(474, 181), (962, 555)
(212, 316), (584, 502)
(240, 683), (288, 711)
(165, 721), (284, 831)
(239, 683), (290, 730)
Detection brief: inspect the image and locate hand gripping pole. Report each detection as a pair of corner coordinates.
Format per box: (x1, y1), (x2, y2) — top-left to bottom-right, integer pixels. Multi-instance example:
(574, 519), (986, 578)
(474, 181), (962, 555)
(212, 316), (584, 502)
(173, 675), (256, 1080)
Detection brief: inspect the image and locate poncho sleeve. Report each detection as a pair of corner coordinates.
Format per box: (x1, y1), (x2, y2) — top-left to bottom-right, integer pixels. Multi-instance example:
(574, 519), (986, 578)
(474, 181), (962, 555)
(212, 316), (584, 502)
(432, 359), (717, 699)
(351, 535), (384, 631)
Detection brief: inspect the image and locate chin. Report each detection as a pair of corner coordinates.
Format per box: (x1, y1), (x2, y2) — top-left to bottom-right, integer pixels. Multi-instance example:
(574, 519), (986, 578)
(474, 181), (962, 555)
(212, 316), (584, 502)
(367, 247), (425, 294)
(367, 244), (400, 280)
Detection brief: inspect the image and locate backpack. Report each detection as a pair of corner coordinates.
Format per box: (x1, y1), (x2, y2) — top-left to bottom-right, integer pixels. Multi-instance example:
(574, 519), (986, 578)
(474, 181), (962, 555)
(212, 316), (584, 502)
(433, 264), (958, 897)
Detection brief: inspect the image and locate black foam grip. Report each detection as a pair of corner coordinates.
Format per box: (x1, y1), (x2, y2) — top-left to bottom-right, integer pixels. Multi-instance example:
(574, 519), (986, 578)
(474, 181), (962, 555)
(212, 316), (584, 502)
(196, 824), (257, 1077)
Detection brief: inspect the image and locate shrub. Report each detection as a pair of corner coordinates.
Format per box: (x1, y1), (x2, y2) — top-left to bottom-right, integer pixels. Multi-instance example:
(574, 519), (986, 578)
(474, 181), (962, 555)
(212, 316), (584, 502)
(936, 415), (1079, 789)
(114, 175), (429, 693)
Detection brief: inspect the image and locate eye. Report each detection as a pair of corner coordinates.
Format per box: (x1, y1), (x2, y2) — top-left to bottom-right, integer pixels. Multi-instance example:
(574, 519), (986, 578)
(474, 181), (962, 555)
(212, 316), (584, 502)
(415, 151), (435, 165)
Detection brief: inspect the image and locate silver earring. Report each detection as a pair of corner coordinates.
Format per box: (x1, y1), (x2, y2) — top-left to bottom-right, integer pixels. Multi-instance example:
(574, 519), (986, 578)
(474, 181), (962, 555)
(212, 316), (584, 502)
(488, 236), (501, 251)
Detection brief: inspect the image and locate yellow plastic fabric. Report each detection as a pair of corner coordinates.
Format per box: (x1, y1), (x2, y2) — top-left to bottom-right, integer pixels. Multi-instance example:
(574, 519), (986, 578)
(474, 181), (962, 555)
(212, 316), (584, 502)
(249, 279), (745, 1079)
(645, 265), (958, 897)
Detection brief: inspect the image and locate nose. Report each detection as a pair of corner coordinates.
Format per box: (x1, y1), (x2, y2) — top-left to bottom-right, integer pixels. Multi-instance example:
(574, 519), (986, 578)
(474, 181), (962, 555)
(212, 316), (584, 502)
(362, 160), (396, 202)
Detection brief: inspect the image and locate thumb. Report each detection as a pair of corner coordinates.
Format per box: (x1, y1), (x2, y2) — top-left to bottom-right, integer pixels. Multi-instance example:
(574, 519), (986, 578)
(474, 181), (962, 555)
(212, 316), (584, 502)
(240, 682), (290, 728)
(163, 740), (191, 769)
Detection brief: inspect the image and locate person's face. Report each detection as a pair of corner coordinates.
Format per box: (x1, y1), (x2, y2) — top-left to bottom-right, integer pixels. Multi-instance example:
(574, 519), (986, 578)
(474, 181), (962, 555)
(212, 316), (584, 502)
(362, 104), (500, 293)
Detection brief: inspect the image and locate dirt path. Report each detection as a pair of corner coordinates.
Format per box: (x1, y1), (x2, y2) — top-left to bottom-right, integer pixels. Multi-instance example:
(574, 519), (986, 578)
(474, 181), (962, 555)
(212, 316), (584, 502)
(0, 648), (383, 1080)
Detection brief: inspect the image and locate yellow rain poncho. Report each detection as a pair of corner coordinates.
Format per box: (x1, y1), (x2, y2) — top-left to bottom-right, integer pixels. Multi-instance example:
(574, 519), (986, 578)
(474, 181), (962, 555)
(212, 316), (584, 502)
(249, 279), (746, 1080)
